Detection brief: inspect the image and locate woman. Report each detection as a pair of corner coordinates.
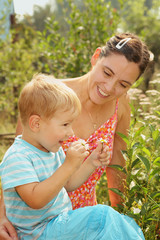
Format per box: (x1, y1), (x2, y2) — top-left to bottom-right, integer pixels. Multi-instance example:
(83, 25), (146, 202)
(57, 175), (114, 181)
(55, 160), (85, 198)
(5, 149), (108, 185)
(0, 33), (150, 239)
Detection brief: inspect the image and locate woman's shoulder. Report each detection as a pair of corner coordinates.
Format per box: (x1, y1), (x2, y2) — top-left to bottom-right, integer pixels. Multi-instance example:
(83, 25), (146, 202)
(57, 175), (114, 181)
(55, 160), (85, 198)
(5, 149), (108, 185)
(62, 78), (78, 89)
(62, 74), (88, 95)
(118, 93), (131, 119)
(119, 93), (130, 105)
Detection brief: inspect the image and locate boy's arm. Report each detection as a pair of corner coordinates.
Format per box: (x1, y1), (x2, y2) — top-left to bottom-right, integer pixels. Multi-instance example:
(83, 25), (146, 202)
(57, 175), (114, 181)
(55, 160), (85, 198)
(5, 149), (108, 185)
(16, 162), (77, 209)
(16, 142), (88, 209)
(65, 157), (96, 192)
(0, 190), (18, 240)
(65, 142), (110, 192)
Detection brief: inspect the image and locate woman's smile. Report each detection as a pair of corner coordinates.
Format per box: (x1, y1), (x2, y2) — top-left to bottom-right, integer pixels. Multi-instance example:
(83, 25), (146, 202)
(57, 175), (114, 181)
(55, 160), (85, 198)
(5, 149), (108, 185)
(97, 86), (109, 98)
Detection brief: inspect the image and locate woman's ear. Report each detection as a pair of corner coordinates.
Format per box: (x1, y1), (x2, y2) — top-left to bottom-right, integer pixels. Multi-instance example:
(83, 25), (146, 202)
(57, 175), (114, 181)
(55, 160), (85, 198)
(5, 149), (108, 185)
(91, 47), (101, 66)
(29, 115), (41, 132)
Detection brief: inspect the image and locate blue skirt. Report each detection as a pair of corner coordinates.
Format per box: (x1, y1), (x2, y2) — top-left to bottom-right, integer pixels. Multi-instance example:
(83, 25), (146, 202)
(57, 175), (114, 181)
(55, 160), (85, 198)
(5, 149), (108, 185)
(42, 204), (145, 240)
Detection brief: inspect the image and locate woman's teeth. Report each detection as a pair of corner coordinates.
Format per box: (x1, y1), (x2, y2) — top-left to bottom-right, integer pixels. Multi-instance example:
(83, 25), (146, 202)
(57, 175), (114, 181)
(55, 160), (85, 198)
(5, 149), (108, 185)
(99, 88), (109, 97)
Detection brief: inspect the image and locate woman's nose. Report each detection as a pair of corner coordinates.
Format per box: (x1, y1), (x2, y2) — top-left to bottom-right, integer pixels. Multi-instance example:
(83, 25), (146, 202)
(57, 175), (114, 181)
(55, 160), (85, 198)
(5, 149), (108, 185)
(104, 78), (116, 94)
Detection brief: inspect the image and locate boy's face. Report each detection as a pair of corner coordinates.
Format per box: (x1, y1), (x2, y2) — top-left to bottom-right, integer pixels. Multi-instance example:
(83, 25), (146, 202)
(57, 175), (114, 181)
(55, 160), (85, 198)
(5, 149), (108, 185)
(37, 109), (75, 152)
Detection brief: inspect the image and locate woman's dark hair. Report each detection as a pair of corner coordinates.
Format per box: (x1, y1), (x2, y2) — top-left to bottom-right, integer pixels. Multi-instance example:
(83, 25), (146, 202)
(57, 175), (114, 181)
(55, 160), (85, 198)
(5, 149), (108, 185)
(100, 33), (150, 77)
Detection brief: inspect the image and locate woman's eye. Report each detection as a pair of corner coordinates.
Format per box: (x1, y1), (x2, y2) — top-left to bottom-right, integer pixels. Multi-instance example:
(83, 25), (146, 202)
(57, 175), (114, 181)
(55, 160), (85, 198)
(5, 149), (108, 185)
(120, 83), (127, 88)
(104, 71), (111, 77)
(63, 123), (68, 126)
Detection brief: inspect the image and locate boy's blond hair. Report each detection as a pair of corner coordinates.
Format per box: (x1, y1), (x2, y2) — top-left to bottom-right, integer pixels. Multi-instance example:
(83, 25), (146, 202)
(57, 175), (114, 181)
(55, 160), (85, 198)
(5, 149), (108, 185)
(18, 73), (81, 125)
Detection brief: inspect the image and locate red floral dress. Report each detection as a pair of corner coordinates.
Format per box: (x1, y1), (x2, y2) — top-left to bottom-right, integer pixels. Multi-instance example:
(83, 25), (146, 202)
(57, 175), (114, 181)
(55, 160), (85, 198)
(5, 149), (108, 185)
(62, 100), (118, 209)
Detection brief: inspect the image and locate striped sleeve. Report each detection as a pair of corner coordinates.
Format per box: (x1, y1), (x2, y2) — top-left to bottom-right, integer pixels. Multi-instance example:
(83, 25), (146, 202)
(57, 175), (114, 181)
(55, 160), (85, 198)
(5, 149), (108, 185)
(1, 153), (39, 190)
(58, 147), (66, 164)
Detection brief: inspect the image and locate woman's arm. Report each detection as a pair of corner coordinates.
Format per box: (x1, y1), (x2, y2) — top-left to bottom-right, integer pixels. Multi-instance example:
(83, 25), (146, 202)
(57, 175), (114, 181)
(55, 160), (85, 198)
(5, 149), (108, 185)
(0, 190), (18, 240)
(106, 95), (131, 207)
(15, 117), (23, 136)
(0, 118), (22, 239)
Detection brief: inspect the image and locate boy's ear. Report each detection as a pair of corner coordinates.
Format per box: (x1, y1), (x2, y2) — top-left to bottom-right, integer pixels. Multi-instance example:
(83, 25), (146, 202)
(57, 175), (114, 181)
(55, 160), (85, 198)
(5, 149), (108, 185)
(91, 47), (101, 66)
(29, 115), (41, 132)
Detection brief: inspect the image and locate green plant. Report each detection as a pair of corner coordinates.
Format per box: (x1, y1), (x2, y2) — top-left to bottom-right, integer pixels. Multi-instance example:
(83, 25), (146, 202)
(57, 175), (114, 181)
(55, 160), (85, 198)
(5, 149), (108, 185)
(97, 82), (160, 239)
(0, 27), (41, 121)
(37, 0), (120, 78)
(119, 0), (160, 62)
(103, 113), (160, 240)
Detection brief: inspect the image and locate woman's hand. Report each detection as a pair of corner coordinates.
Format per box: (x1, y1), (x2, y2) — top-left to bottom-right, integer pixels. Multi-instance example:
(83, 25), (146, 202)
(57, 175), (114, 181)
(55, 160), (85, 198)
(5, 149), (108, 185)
(0, 191), (18, 240)
(0, 217), (18, 240)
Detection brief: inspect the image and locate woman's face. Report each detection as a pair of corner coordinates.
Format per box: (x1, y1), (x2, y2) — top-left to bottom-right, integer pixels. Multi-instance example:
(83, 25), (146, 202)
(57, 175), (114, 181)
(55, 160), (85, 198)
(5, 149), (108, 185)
(88, 53), (140, 104)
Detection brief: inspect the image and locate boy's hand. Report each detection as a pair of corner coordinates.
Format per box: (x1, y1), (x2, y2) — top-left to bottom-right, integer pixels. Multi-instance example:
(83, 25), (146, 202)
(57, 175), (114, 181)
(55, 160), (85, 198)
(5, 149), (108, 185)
(65, 141), (89, 170)
(88, 141), (111, 167)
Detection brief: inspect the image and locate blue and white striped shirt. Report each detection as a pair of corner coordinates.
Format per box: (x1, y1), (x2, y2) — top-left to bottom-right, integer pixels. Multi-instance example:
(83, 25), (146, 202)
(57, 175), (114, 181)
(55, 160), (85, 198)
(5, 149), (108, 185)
(0, 136), (72, 239)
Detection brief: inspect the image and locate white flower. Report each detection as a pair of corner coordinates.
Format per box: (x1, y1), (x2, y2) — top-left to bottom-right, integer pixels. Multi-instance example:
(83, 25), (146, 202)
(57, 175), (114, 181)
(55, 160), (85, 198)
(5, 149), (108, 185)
(78, 139), (89, 150)
(99, 138), (107, 143)
(133, 207), (141, 214)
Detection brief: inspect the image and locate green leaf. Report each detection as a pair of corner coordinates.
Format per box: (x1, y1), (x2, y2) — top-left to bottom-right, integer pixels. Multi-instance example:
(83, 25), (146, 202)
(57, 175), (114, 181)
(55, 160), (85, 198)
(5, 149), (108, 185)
(134, 126), (145, 138)
(137, 154), (150, 172)
(108, 164), (127, 174)
(152, 129), (159, 141)
(121, 150), (128, 155)
(140, 134), (146, 141)
(129, 185), (141, 194)
(153, 157), (160, 167)
(149, 124), (155, 133)
(140, 203), (148, 215)
(125, 211), (140, 220)
(155, 136), (160, 148)
(131, 76), (144, 88)
(149, 168), (160, 180)
(121, 150), (129, 161)
(129, 103), (135, 115)
(108, 188), (125, 198)
(150, 191), (160, 200)
(141, 187), (148, 194)
(117, 132), (129, 145)
(142, 147), (151, 157)
(147, 217), (160, 221)
(155, 110), (160, 116)
(131, 142), (141, 149)
(131, 158), (140, 168)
